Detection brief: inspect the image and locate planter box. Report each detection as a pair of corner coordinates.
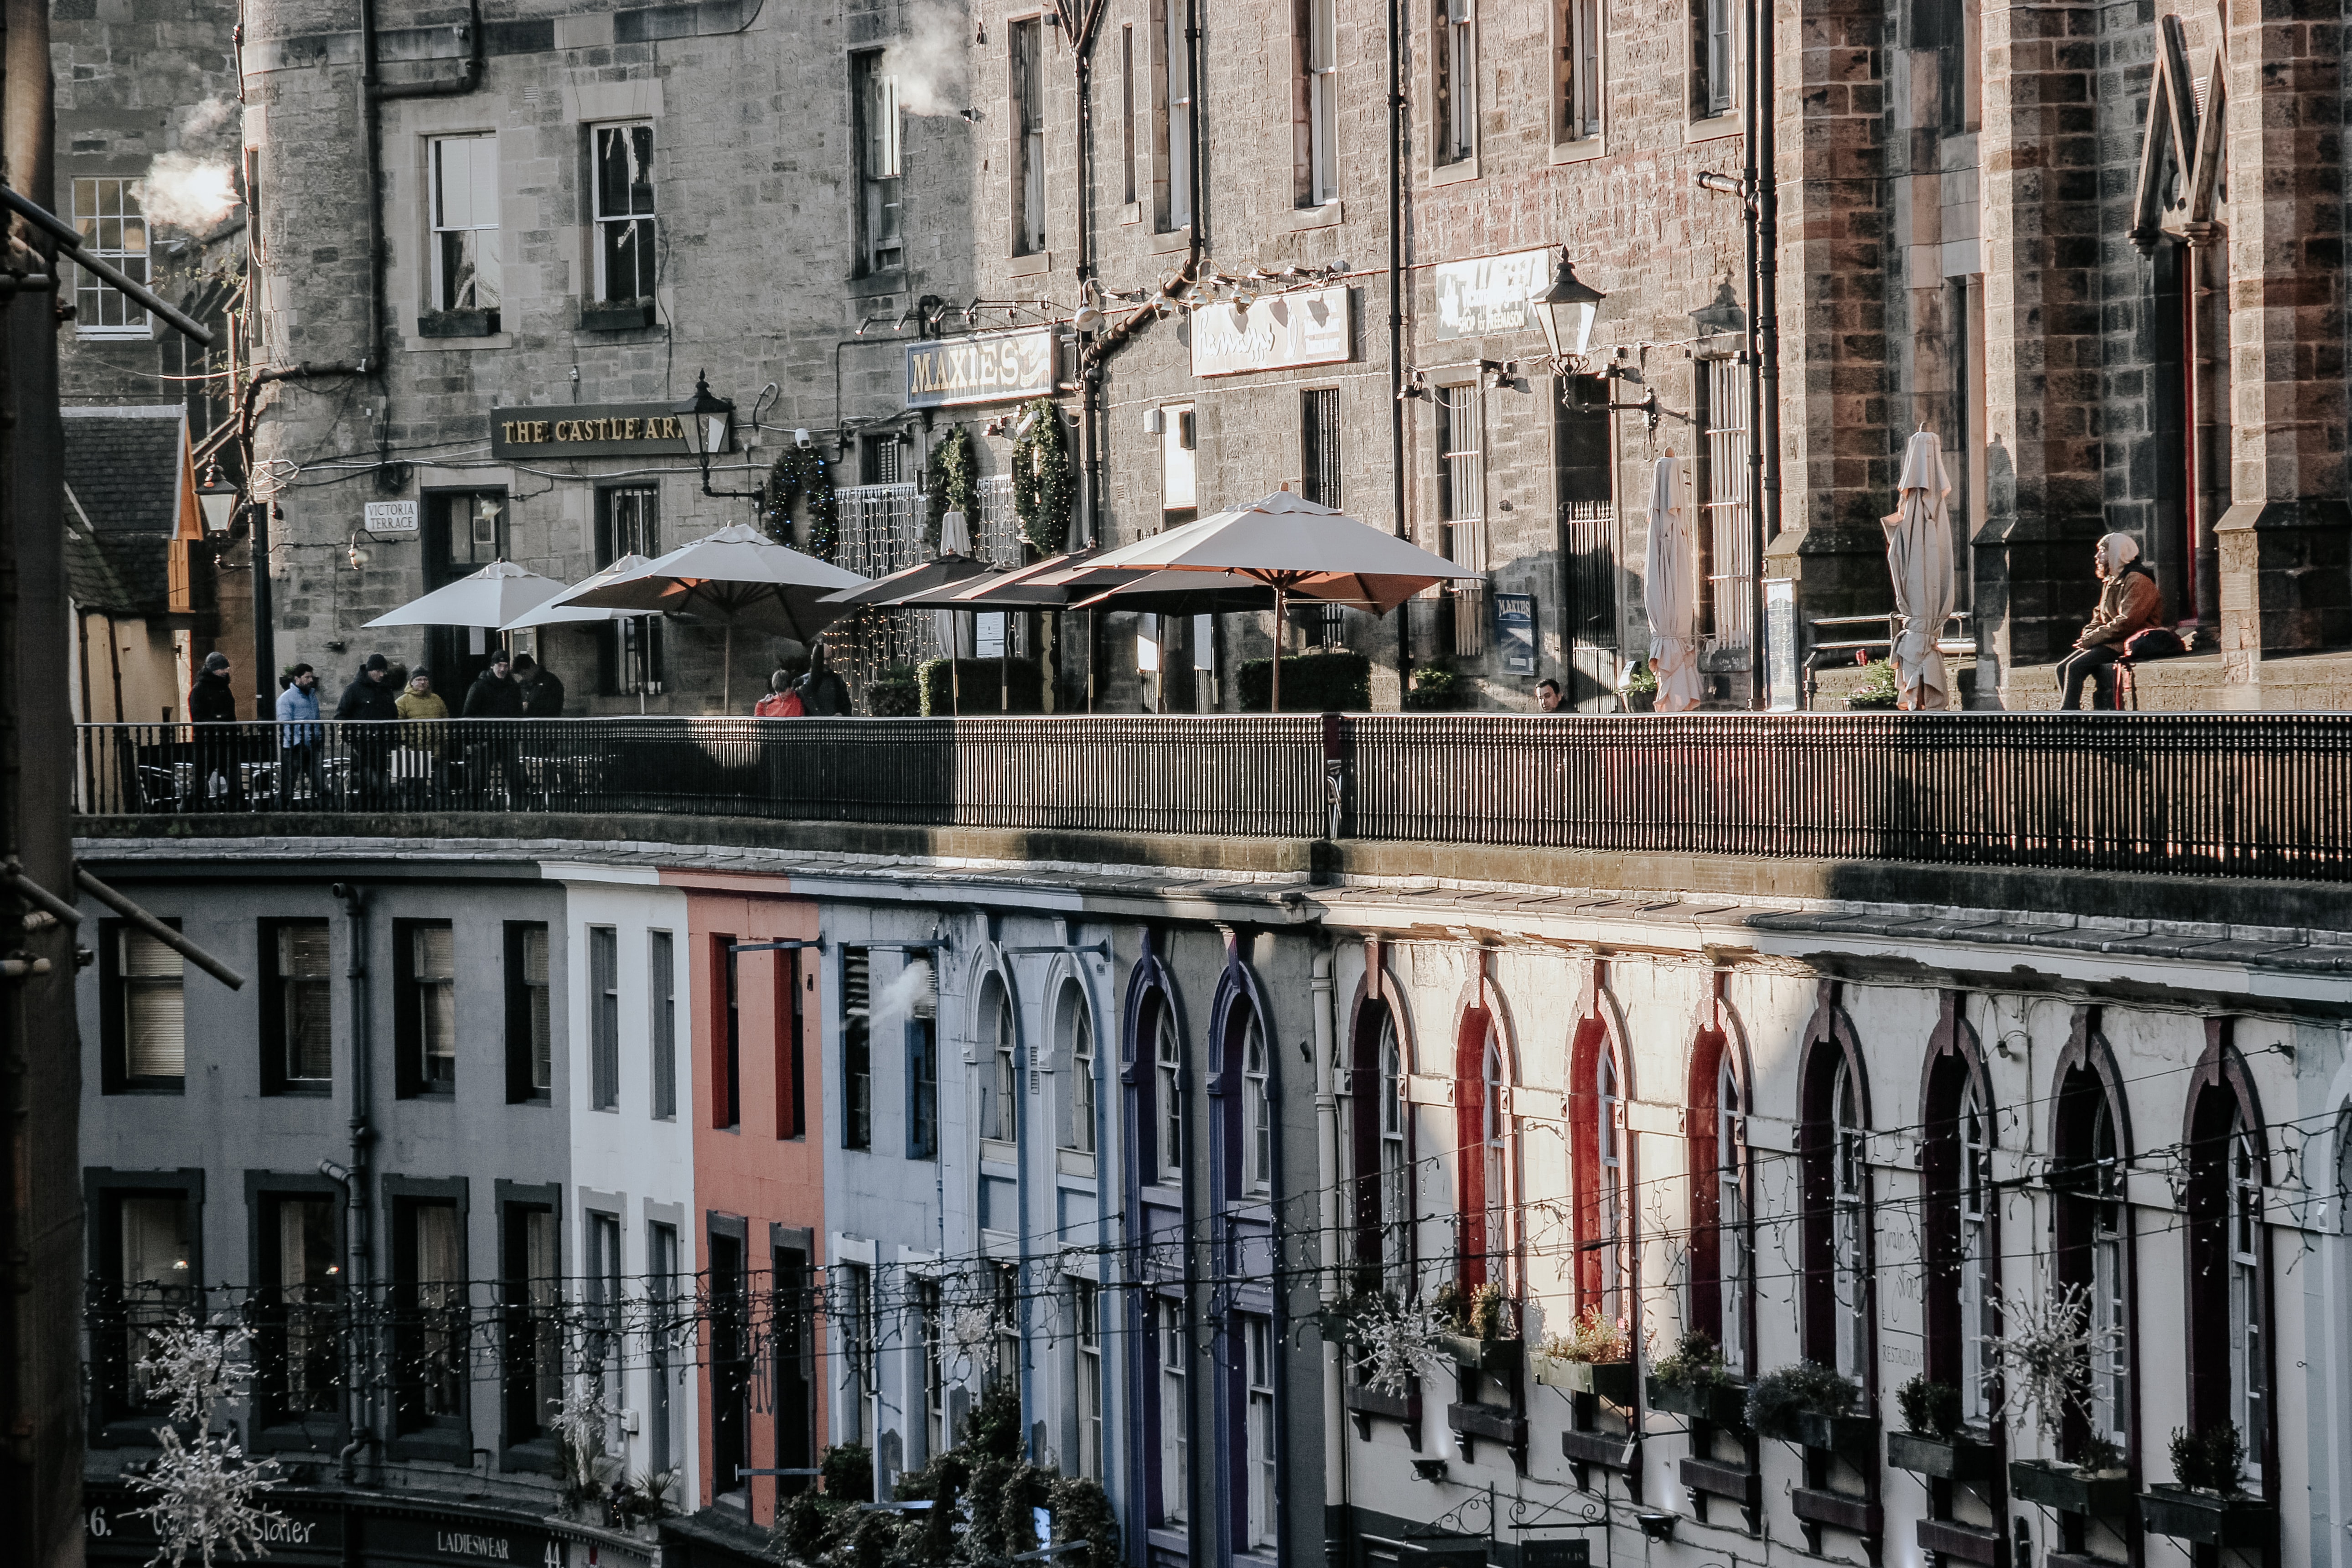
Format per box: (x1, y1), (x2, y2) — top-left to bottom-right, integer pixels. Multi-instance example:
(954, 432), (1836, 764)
(580, 299), (657, 332)
(1536, 1359), (1636, 1404)
(2008, 1459), (2132, 1517)
(1914, 1517), (2006, 1567)
(1886, 1429), (1996, 1487)
(1679, 1456), (1760, 1511)
(2137, 1485), (2275, 1547)
(1435, 1332), (1519, 1373)
(1647, 1376), (1749, 1427)
(1792, 1410), (1879, 1466)
(417, 307), (498, 338)
(1559, 1427), (1637, 1470)
(1344, 1382), (1420, 1423)
(1445, 1401), (1527, 1447)
(1790, 1486), (1881, 1538)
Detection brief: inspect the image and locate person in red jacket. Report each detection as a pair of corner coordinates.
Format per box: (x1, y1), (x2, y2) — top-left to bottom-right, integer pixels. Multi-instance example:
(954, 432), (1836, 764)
(753, 669), (805, 718)
(2057, 532), (2162, 710)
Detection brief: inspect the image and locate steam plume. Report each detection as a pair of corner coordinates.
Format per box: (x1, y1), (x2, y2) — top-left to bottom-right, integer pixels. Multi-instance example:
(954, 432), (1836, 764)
(139, 95), (243, 233)
(883, 0), (970, 117)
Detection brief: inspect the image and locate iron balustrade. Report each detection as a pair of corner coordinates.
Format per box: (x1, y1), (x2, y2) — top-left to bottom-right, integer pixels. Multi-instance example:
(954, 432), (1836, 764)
(72, 713), (2352, 880)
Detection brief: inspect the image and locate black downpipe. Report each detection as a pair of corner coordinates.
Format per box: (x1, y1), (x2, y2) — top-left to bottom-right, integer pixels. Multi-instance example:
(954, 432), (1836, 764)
(1743, 0), (1765, 708)
(329, 883), (375, 1485)
(1756, 0), (1781, 566)
(1387, 0), (1410, 699)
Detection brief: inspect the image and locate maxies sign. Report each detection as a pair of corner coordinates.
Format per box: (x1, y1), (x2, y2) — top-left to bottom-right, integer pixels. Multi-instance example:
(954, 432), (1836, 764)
(490, 403), (694, 460)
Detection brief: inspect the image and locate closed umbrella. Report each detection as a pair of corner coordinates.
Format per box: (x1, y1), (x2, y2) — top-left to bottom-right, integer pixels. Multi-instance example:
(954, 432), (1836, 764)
(1883, 430), (1957, 710)
(1082, 491), (1470, 709)
(1643, 455), (1704, 713)
(551, 523), (867, 708)
(364, 559), (566, 630)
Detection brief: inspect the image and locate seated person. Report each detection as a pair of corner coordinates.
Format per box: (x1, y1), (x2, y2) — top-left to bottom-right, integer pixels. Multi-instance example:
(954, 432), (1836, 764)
(2056, 533), (2160, 710)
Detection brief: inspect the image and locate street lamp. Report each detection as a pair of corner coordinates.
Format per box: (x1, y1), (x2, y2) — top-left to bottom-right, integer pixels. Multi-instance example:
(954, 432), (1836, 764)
(196, 463), (241, 535)
(1528, 254), (1606, 373)
(674, 370), (762, 503)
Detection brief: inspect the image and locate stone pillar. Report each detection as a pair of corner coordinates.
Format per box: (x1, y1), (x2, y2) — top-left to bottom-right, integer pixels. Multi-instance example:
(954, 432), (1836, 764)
(1970, 0), (2104, 703)
(1761, 0), (1897, 647)
(2214, 5), (2350, 704)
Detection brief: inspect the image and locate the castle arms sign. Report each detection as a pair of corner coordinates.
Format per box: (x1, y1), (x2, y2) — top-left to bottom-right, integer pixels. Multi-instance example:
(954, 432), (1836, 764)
(490, 403), (694, 459)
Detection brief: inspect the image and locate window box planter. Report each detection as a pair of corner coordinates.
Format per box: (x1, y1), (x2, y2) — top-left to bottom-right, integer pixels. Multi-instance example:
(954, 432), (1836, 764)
(1647, 1376), (1749, 1426)
(1886, 1429), (1996, 1487)
(580, 298), (657, 332)
(2008, 1459), (2132, 1517)
(1790, 1486), (1881, 1539)
(417, 307), (498, 338)
(1679, 1455), (1760, 1511)
(1790, 1410), (1879, 1466)
(1435, 1332), (1519, 1373)
(1344, 1382), (1419, 1423)
(1537, 1358), (1636, 1404)
(2137, 1486), (2274, 1547)
(1913, 1516), (2007, 1567)
(1446, 1401), (1528, 1448)
(1558, 1427), (1638, 1470)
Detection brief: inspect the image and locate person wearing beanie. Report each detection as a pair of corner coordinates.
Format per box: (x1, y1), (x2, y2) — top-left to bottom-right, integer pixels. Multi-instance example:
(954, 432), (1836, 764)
(189, 649), (238, 723)
(187, 650), (245, 807)
(334, 653), (401, 804)
(461, 650), (528, 806)
(2057, 532), (2162, 710)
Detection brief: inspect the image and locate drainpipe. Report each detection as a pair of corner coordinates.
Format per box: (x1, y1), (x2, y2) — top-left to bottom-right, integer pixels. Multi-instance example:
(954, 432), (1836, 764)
(329, 882), (375, 1484)
(355, 0), (484, 375)
(1386, 0), (1410, 708)
(1754, 0), (1780, 549)
(1311, 947), (1345, 1528)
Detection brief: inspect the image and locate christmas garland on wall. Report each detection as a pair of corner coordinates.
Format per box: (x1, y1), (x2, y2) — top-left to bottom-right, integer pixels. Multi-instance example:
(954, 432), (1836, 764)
(1008, 398), (1073, 559)
(924, 424), (978, 548)
(763, 445), (839, 560)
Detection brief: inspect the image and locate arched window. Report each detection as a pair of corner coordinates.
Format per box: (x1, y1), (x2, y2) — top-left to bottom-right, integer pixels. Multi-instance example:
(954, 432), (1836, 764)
(1568, 1015), (1628, 1317)
(979, 979), (1016, 1143)
(1923, 1014), (1996, 1432)
(2185, 1043), (2269, 1492)
(1596, 1045), (1622, 1320)
(1687, 1030), (1747, 1378)
(1831, 1056), (1867, 1380)
(2052, 1041), (2132, 1463)
(1243, 1012), (1272, 1195)
(1454, 1011), (1507, 1289)
(1057, 983), (1095, 1154)
(1156, 1005), (1184, 1184)
(1378, 1013), (1409, 1278)
(1957, 1082), (1991, 1422)
(2087, 1098), (2127, 1447)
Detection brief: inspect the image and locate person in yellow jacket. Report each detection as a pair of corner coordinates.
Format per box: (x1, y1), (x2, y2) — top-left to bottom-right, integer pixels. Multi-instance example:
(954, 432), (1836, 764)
(393, 667), (451, 801)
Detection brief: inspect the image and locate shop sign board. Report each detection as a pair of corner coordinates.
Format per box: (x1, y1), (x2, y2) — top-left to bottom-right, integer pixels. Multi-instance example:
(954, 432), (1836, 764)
(490, 404), (693, 460)
(85, 1485), (345, 1567)
(1431, 247), (1554, 341)
(904, 328), (1058, 409)
(365, 1511), (557, 1568)
(365, 499), (420, 535)
(1188, 286), (1352, 377)
(1494, 591), (1537, 675)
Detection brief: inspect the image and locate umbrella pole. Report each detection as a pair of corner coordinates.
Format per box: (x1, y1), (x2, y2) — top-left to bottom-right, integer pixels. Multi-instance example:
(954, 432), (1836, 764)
(1272, 586), (1285, 713)
(952, 616), (962, 716)
(724, 625), (733, 713)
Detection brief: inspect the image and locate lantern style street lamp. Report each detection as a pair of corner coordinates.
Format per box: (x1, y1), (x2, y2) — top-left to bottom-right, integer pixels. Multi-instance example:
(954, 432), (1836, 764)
(674, 371), (762, 503)
(197, 464), (241, 535)
(1529, 254), (1607, 373)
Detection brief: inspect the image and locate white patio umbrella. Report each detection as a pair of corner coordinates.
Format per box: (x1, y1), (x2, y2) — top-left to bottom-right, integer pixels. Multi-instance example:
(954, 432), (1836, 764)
(498, 554), (654, 629)
(550, 523), (868, 708)
(1643, 454), (1704, 713)
(363, 559), (566, 631)
(1083, 490), (1472, 709)
(1883, 430), (1957, 710)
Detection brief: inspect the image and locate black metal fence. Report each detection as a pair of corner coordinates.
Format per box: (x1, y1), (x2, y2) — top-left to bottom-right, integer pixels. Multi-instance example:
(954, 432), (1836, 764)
(74, 714), (2352, 880)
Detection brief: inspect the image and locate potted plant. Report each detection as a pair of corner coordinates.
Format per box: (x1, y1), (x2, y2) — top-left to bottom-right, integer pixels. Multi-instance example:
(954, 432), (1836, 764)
(2140, 1423), (2274, 1546)
(1430, 1280), (1521, 1373)
(1618, 660), (1658, 714)
(1885, 1374), (1994, 1485)
(609, 1468), (680, 1542)
(1643, 1330), (1747, 1426)
(1746, 1361), (1875, 1463)
(1989, 1283), (2134, 1516)
(1845, 655), (1900, 710)
(1533, 1305), (1636, 1404)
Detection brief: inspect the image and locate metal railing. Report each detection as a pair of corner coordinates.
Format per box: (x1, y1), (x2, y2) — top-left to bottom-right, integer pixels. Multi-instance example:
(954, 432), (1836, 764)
(73, 714), (2352, 881)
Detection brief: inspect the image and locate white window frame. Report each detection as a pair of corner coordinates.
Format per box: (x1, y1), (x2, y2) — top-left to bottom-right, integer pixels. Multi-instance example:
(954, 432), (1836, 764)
(1245, 1315), (1277, 1548)
(1012, 19), (1047, 255)
(72, 177), (150, 337)
(1244, 1013), (1273, 1195)
(427, 133), (500, 314)
(122, 926), (186, 1081)
(2088, 1100), (2129, 1450)
(1074, 1277), (1103, 1479)
(1379, 1019), (1410, 1278)
(414, 924), (457, 1088)
(1158, 1295), (1188, 1523)
(1715, 1058), (1747, 1377)
(917, 1278), (947, 1456)
(1596, 1046), (1621, 1319)
(1435, 0), (1476, 166)
(2228, 1111), (2265, 1480)
(1302, 0), (1339, 206)
(1483, 1032), (1509, 1289)
(1062, 985), (1097, 1154)
(590, 121), (657, 305)
(1559, 0), (1603, 144)
(1958, 1082), (1990, 1425)
(1157, 1006), (1184, 1184)
(1831, 1058), (1868, 1381)
(854, 51), (904, 273)
(1698, 0), (1735, 119)
(1161, 0), (1194, 230)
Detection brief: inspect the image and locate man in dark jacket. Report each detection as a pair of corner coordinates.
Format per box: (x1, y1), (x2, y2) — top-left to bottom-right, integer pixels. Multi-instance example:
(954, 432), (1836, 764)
(188, 651), (244, 807)
(513, 653), (567, 717)
(335, 653), (400, 804)
(795, 642), (852, 716)
(461, 651), (528, 805)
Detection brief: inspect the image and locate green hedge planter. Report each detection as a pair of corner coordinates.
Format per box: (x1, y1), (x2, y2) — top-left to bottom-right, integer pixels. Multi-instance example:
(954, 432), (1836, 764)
(2008, 1459), (2132, 1516)
(1647, 1376), (1750, 1427)
(1886, 1430), (1995, 1487)
(1535, 1359), (1636, 1404)
(1435, 1332), (1519, 1374)
(1792, 1411), (1879, 1466)
(2137, 1486), (2274, 1547)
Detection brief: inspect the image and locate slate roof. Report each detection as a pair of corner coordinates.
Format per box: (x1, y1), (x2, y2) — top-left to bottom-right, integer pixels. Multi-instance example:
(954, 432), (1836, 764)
(60, 406), (190, 616)
(64, 486), (144, 616)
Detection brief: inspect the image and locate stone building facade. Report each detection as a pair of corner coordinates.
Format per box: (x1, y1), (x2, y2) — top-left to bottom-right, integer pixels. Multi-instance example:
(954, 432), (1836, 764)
(223, 0), (2347, 715)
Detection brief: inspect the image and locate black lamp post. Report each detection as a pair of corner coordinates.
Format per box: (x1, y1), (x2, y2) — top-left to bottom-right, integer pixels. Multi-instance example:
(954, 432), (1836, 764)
(675, 371), (763, 506)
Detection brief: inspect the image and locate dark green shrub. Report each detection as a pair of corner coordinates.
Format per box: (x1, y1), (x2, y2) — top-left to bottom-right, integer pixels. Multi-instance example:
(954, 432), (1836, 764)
(1847, 656), (1900, 710)
(1049, 1475), (1120, 1568)
(2202, 1421), (2244, 1493)
(865, 664), (921, 717)
(1403, 662), (1462, 711)
(821, 1442), (872, 1502)
(1652, 1330), (1731, 1390)
(2169, 1425), (2211, 1490)
(1897, 1373), (1964, 1438)
(1746, 1361), (1859, 1439)
(917, 657), (1044, 716)
(961, 1376), (1026, 1463)
(1235, 649), (1372, 712)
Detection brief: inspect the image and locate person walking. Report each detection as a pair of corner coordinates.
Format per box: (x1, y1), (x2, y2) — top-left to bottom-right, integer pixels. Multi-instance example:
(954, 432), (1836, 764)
(275, 664), (322, 807)
(795, 642), (851, 716)
(462, 650), (527, 806)
(514, 653), (567, 718)
(394, 667), (451, 805)
(334, 653), (401, 805)
(188, 650), (245, 808)
(2056, 533), (2161, 710)
(753, 669), (805, 718)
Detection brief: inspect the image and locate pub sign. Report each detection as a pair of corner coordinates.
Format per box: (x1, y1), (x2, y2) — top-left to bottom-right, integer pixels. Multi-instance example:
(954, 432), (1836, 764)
(904, 327), (1058, 409)
(490, 403), (694, 460)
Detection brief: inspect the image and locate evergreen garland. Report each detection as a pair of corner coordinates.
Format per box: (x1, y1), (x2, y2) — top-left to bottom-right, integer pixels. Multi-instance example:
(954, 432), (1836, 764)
(925, 424), (979, 548)
(764, 445), (840, 560)
(1007, 398), (1073, 559)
